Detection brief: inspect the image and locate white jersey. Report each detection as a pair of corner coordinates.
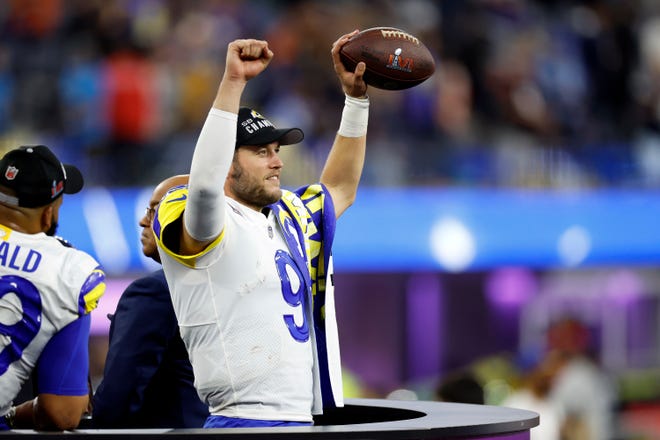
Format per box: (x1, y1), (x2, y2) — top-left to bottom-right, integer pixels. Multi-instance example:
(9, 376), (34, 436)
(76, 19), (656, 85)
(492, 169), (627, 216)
(155, 190), (315, 422)
(0, 224), (105, 415)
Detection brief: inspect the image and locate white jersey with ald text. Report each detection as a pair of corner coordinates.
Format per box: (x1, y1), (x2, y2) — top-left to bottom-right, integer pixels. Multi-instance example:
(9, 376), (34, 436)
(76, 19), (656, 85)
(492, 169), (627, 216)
(155, 188), (320, 422)
(0, 224), (105, 415)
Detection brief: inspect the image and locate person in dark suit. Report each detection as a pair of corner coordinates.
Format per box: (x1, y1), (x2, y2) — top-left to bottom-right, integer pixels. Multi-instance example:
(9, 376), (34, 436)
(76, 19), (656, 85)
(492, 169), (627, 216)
(92, 175), (208, 428)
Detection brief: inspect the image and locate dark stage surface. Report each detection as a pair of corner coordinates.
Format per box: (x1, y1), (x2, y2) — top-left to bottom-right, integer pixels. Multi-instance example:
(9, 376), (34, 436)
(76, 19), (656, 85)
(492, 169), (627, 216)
(5, 398), (539, 439)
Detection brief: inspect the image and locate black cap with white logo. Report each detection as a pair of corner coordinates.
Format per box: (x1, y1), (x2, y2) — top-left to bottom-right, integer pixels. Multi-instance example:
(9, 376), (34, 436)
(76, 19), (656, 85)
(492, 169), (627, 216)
(0, 145), (84, 208)
(235, 107), (304, 149)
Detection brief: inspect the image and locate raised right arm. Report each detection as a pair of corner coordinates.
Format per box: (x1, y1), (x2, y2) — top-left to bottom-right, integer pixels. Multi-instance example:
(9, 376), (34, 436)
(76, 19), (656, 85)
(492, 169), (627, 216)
(180, 39), (273, 255)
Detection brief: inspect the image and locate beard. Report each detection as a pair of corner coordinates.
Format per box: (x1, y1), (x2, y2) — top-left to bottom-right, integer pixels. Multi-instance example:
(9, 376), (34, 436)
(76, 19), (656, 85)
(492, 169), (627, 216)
(46, 220), (58, 237)
(229, 162), (282, 208)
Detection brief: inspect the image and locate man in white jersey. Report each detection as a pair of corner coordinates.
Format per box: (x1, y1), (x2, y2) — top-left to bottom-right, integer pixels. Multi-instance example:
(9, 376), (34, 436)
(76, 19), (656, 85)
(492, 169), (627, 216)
(153, 33), (369, 427)
(93, 174), (208, 428)
(0, 145), (106, 431)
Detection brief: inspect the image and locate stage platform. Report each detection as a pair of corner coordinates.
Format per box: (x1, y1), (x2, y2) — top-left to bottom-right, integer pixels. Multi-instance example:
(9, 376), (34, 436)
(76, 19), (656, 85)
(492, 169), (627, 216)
(5, 398), (539, 439)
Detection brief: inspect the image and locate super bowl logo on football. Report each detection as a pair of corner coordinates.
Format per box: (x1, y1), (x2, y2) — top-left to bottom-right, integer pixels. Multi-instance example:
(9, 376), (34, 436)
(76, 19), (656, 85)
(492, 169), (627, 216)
(386, 48), (412, 73)
(339, 27), (435, 90)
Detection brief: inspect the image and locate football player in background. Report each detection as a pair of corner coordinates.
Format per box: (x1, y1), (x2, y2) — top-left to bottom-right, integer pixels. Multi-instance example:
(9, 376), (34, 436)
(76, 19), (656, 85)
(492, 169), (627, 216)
(0, 145), (105, 431)
(153, 32), (369, 427)
(93, 174), (209, 428)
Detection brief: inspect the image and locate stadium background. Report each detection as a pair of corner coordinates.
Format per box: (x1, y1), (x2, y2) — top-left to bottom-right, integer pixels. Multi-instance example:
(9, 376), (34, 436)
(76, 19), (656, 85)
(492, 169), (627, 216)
(2, 0), (660, 436)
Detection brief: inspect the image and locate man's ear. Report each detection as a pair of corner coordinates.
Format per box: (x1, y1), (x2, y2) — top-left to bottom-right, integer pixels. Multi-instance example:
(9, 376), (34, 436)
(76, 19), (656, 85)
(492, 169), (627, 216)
(40, 204), (54, 232)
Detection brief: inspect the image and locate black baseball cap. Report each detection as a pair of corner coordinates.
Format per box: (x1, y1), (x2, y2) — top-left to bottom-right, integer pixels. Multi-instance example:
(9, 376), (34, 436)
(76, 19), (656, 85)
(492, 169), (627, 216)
(0, 145), (84, 208)
(236, 107), (304, 148)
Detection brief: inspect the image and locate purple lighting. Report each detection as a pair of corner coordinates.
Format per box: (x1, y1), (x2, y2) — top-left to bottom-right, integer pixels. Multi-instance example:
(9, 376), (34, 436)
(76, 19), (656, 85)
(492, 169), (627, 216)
(406, 273), (443, 380)
(604, 270), (645, 305)
(485, 268), (538, 308)
(89, 278), (132, 335)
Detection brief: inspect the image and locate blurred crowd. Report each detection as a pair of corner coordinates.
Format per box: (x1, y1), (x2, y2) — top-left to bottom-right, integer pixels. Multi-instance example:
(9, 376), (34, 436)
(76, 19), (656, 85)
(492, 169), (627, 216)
(2, 0), (660, 188)
(432, 317), (617, 440)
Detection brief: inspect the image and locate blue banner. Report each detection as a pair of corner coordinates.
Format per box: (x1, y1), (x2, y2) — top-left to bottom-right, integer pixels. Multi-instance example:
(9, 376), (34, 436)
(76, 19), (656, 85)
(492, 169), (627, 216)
(58, 186), (660, 275)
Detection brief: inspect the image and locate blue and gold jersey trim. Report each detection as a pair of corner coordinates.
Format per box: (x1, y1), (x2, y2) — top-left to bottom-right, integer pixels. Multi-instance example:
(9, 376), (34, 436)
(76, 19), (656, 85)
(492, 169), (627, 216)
(78, 266), (106, 315)
(0, 224), (12, 241)
(153, 186), (224, 268)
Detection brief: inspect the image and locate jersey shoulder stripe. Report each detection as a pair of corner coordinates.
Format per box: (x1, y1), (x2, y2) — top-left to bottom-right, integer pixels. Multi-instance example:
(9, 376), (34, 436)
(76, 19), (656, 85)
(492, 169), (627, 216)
(152, 186), (188, 242)
(299, 184), (325, 215)
(78, 267), (106, 315)
(153, 187), (224, 268)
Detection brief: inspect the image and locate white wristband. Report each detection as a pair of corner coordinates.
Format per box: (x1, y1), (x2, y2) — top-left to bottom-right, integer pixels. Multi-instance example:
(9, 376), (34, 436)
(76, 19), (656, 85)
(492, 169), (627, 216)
(338, 95), (369, 138)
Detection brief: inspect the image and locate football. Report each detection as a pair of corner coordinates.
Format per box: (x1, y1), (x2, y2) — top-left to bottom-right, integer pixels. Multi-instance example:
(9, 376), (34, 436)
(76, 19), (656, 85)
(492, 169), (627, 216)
(339, 27), (435, 90)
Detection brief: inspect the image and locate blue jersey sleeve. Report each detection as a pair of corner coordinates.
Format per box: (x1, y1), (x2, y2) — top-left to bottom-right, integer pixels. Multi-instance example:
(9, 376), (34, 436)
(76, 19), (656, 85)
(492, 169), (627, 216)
(37, 314), (91, 396)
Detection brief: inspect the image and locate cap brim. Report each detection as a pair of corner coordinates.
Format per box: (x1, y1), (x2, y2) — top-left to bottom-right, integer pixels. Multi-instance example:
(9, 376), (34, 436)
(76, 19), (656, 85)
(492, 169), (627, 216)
(277, 128), (304, 146)
(63, 164), (84, 194)
(241, 127), (304, 148)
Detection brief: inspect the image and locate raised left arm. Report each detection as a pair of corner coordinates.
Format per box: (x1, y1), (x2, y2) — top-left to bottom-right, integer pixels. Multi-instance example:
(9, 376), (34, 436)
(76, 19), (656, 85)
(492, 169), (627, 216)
(320, 31), (369, 219)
